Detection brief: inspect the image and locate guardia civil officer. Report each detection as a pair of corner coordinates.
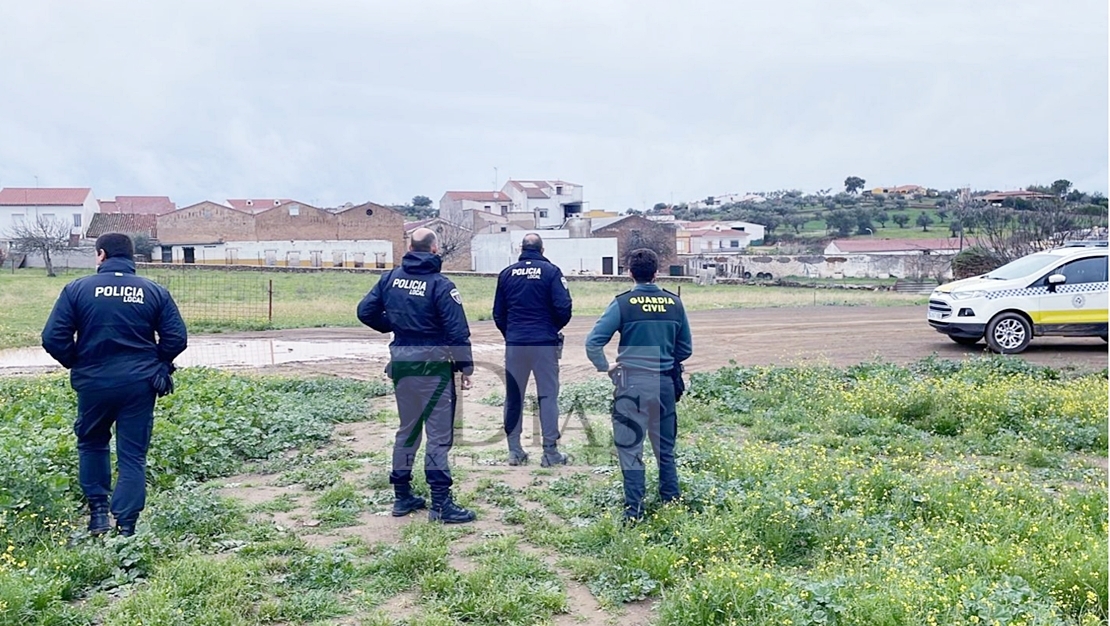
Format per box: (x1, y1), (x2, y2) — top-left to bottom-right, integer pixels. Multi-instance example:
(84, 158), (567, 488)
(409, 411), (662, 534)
(585, 248), (692, 522)
(493, 233), (573, 467)
(41, 233), (187, 537)
(357, 227), (476, 524)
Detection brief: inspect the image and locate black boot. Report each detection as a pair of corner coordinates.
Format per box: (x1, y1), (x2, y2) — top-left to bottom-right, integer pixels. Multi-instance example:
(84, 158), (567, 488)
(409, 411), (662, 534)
(428, 490), (475, 524)
(88, 499), (110, 536)
(115, 522), (136, 537)
(540, 446), (568, 468)
(507, 434), (529, 466)
(391, 485), (426, 517)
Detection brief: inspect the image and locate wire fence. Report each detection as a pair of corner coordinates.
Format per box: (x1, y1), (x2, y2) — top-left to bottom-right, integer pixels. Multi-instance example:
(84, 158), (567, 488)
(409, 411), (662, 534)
(142, 267), (272, 327)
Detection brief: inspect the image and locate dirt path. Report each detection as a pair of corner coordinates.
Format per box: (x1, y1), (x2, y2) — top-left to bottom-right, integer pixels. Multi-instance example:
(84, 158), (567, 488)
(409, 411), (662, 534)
(220, 306), (1109, 381)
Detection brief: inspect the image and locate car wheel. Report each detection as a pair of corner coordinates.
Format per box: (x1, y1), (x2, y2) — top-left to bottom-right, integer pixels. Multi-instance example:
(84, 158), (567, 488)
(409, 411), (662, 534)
(950, 336), (981, 346)
(986, 312), (1032, 354)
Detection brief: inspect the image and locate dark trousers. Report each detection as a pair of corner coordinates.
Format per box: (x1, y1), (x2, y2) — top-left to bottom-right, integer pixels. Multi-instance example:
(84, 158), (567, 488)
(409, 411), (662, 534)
(503, 344), (562, 450)
(75, 382), (157, 525)
(611, 369), (679, 517)
(389, 361), (456, 491)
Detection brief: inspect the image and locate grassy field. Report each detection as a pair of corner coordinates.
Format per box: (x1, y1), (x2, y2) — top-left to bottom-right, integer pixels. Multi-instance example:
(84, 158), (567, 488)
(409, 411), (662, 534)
(0, 268), (926, 350)
(1, 358), (1105, 624)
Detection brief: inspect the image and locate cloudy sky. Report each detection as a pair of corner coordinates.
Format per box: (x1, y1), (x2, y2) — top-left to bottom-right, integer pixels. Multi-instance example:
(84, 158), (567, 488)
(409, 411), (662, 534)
(0, 0), (1105, 209)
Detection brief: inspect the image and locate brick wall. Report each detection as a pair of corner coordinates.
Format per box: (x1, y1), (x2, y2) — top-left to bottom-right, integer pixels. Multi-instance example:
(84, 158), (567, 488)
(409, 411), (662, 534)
(157, 201), (255, 243)
(592, 215), (678, 270)
(255, 202), (337, 240)
(336, 202), (406, 264)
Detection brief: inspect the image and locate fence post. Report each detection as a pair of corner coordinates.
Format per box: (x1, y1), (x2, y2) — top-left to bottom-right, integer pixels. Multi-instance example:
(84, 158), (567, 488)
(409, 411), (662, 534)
(268, 279), (273, 323)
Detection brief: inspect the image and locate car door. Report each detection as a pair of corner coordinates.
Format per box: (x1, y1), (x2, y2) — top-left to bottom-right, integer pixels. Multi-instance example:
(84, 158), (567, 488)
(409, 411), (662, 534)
(1035, 255), (1109, 333)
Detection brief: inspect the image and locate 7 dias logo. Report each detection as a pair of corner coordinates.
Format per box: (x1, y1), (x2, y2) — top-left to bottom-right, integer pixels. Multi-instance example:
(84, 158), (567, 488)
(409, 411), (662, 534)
(94, 285), (145, 304)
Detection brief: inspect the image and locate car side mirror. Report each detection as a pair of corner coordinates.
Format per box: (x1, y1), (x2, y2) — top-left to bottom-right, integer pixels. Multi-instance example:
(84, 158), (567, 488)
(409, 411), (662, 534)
(1048, 274), (1066, 285)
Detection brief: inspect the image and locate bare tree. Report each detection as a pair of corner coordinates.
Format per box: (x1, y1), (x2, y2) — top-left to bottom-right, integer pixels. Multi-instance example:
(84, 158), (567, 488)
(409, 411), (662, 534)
(7, 215), (72, 276)
(625, 226), (676, 267)
(432, 221), (472, 267)
(954, 193), (1106, 263)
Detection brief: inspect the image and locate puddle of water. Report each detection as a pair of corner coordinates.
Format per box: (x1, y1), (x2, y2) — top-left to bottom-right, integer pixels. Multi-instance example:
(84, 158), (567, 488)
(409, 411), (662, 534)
(0, 339), (501, 370)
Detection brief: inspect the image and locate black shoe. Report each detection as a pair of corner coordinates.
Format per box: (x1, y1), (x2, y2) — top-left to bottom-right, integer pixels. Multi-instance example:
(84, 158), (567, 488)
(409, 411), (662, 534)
(428, 496), (476, 524)
(391, 494), (427, 517)
(540, 449), (568, 467)
(115, 523), (136, 537)
(88, 503), (110, 536)
(507, 449), (529, 466)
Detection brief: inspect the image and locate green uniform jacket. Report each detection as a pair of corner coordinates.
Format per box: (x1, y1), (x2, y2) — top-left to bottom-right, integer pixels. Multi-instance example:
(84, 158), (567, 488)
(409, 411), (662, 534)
(585, 283), (693, 373)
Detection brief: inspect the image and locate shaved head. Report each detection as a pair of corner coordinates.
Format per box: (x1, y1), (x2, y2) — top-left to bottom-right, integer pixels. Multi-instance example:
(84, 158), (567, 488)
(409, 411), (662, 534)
(521, 232), (543, 252)
(410, 227), (438, 253)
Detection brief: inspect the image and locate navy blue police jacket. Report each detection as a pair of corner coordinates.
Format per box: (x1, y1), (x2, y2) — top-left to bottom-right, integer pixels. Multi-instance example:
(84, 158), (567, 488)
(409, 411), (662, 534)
(41, 257), (188, 392)
(357, 251), (474, 375)
(492, 249), (573, 346)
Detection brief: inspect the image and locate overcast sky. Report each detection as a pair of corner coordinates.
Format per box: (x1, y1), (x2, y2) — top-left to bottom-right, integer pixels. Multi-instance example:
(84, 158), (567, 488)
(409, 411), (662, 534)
(0, 0), (1106, 210)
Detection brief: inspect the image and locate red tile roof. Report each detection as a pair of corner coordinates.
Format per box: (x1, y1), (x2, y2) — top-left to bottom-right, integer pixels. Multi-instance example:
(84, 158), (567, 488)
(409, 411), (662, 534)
(227, 198), (294, 213)
(86, 213), (158, 238)
(0, 187), (92, 206)
(827, 238), (973, 253)
(98, 200), (119, 213)
(443, 191), (511, 202)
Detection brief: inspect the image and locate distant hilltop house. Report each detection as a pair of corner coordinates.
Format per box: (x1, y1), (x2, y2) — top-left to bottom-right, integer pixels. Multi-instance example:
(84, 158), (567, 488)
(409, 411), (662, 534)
(0, 187), (99, 243)
(976, 190), (1055, 205)
(153, 199), (405, 268)
(688, 193), (766, 209)
(868, 185), (928, 196)
(440, 180), (584, 231)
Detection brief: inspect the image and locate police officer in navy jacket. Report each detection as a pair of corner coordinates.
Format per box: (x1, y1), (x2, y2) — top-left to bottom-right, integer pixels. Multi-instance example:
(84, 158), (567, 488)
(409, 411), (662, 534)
(41, 233), (187, 536)
(493, 233), (573, 466)
(358, 227), (476, 524)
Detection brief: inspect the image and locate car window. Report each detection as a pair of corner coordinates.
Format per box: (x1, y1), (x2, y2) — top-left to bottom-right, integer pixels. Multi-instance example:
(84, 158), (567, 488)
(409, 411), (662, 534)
(986, 253), (1059, 280)
(1031, 256), (1109, 287)
(1058, 256), (1109, 284)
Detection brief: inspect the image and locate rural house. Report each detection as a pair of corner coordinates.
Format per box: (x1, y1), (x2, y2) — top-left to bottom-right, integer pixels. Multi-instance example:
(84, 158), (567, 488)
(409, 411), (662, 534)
(154, 199), (405, 267)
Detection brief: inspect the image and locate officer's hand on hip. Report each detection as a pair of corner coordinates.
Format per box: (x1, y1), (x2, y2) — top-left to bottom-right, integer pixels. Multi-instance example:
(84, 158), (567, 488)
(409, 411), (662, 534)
(460, 375), (472, 391)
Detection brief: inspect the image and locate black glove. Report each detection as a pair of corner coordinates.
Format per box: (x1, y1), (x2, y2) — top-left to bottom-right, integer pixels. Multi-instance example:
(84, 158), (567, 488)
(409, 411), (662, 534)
(150, 362), (176, 397)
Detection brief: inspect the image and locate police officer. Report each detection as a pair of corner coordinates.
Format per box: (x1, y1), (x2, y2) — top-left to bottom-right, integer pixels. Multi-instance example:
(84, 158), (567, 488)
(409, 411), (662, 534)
(357, 227), (476, 524)
(493, 233), (573, 467)
(585, 248), (692, 522)
(41, 233), (188, 536)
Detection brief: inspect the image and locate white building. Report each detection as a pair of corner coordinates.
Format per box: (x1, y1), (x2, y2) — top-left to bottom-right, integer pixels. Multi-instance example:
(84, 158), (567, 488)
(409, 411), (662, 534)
(153, 239), (394, 267)
(0, 187), (99, 243)
(439, 191), (514, 226)
(471, 230), (618, 275)
(501, 180), (584, 229)
(678, 220), (767, 254)
(688, 193), (766, 209)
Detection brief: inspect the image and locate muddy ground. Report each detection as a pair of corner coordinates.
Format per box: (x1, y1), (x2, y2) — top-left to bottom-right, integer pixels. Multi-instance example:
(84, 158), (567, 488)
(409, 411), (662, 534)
(212, 306), (1104, 625)
(221, 306), (1109, 381)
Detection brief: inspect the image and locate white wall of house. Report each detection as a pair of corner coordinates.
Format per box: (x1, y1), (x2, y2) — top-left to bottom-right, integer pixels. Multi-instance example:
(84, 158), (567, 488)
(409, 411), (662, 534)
(502, 182), (584, 229)
(0, 192), (98, 242)
(472, 230), (617, 275)
(152, 239), (394, 267)
(440, 196), (514, 225)
(693, 233), (753, 252)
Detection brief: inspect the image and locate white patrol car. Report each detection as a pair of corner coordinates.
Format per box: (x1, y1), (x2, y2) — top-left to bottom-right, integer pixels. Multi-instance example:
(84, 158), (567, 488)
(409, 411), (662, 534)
(928, 243), (1109, 353)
